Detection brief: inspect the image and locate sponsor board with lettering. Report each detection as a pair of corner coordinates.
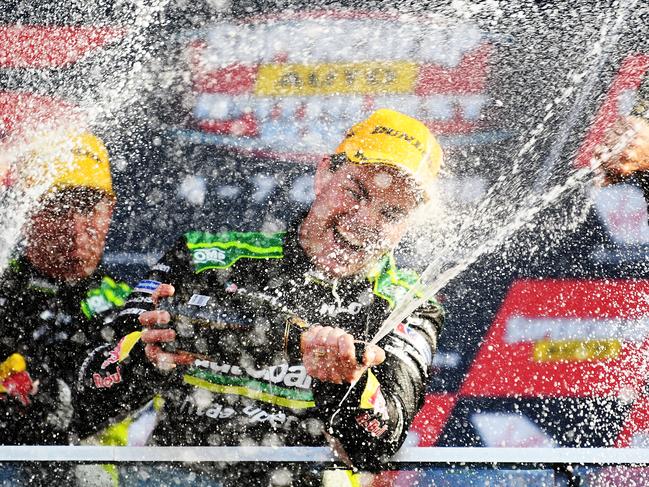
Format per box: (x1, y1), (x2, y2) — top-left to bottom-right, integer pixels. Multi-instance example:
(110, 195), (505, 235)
(460, 279), (649, 398)
(185, 11), (496, 157)
(411, 276), (649, 448)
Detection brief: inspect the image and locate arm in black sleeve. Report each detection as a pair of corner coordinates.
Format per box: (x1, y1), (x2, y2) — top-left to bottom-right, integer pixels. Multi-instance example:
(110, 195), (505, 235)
(311, 301), (442, 470)
(73, 236), (195, 439)
(102, 237), (193, 339)
(72, 332), (160, 439)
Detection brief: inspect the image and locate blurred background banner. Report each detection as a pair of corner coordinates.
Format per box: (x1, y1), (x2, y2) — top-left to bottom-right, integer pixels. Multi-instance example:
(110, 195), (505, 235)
(3, 0), (649, 457)
(179, 10), (496, 160)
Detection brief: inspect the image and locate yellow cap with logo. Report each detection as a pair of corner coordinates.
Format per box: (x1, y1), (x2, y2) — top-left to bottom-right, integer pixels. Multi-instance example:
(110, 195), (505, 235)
(25, 131), (113, 196)
(51, 131), (113, 195)
(335, 109), (443, 198)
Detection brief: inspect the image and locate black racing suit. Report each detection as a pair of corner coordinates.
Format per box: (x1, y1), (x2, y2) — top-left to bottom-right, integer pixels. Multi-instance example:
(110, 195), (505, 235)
(0, 256), (131, 445)
(77, 221), (443, 482)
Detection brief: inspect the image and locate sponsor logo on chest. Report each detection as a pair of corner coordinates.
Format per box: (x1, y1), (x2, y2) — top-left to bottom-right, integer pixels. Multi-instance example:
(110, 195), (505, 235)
(93, 366), (122, 388)
(192, 248), (226, 265)
(133, 280), (161, 294)
(193, 359), (312, 390)
(180, 397), (302, 430)
(319, 301), (364, 317)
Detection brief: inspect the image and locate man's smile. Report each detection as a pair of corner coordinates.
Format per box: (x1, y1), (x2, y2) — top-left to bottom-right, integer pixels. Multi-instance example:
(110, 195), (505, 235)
(332, 225), (364, 253)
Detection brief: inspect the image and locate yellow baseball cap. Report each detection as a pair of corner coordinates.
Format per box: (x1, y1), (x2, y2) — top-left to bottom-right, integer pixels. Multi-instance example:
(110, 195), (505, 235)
(25, 131), (113, 196)
(335, 109), (443, 199)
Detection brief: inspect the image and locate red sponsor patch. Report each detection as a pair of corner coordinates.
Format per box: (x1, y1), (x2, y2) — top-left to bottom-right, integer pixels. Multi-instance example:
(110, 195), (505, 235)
(356, 411), (388, 438)
(2, 371), (34, 406)
(101, 337), (127, 369)
(368, 385), (389, 420)
(93, 366), (122, 389)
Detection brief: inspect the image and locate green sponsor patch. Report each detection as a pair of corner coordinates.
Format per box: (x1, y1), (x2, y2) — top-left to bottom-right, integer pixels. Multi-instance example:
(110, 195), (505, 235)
(367, 254), (441, 310)
(185, 231), (285, 272)
(187, 368), (313, 402)
(81, 276), (132, 319)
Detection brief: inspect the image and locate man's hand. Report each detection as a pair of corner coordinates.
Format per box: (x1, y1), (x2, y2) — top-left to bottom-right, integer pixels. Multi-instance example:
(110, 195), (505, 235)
(301, 325), (386, 384)
(599, 116), (649, 185)
(139, 284), (194, 370)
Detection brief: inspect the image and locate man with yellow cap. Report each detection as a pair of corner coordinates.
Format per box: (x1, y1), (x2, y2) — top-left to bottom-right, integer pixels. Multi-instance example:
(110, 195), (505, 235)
(0, 131), (130, 448)
(77, 110), (444, 486)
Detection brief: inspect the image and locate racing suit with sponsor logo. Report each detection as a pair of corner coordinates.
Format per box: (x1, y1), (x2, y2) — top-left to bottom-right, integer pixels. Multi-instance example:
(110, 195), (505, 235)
(0, 256), (131, 445)
(76, 221), (443, 478)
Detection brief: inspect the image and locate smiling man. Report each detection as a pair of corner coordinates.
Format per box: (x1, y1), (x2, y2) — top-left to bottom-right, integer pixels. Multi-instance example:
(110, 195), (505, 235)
(299, 159), (422, 279)
(77, 109), (444, 485)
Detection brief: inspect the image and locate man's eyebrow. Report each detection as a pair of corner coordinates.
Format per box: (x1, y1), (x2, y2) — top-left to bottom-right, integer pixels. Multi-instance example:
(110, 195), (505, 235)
(382, 205), (408, 217)
(350, 176), (370, 200)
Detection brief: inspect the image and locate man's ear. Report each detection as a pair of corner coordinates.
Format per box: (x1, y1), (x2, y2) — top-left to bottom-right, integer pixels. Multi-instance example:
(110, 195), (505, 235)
(96, 197), (116, 225)
(106, 200), (115, 220)
(314, 156), (334, 197)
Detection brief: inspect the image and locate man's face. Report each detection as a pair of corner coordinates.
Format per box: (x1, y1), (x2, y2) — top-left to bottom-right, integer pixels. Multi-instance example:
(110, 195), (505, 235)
(300, 158), (422, 278)
(26, 189), (114, 280)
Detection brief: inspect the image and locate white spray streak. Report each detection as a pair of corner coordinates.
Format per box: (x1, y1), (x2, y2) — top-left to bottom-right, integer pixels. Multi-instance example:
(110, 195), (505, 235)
(372, 167), (591, 345)
(373, 110), (644, 346)
(0, 0), (174, 273)
(371, 0), (638, 345)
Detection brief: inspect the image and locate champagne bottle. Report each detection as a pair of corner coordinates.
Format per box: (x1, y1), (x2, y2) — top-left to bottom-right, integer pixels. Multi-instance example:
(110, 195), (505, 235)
(157, 285), (365, 365)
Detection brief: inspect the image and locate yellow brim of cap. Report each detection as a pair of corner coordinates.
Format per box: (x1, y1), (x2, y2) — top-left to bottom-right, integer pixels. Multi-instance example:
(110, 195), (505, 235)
(53, 144), (113, 196)
(26, 131), (113, 196)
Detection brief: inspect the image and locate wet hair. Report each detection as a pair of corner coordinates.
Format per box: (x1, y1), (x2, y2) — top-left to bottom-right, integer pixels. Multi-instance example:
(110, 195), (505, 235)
(38, 186), (114, 216)
(327, 153), (426, 204)
(328, 153), (348, 172)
